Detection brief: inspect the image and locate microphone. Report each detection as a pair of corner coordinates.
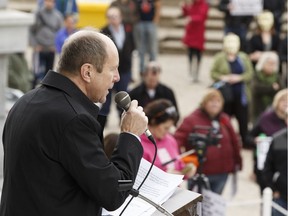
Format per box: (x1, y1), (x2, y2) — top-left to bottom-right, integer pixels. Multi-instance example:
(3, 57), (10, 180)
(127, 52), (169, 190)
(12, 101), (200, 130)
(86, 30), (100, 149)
(115, 91), (159, 215)
(129, 189), (174, 216)
(115, 91), (155, 144)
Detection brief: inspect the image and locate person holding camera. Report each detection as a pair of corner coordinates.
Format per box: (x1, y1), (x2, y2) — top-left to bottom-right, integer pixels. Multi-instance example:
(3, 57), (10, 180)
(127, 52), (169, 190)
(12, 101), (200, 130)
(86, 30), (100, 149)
(174, 88), (242, 194)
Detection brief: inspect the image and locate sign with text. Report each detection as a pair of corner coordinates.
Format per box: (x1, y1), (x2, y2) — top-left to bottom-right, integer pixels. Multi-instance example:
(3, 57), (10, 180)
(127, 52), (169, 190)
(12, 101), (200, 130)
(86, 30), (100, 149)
(230, 0), (263, 16)
(202, 189), (227, 216)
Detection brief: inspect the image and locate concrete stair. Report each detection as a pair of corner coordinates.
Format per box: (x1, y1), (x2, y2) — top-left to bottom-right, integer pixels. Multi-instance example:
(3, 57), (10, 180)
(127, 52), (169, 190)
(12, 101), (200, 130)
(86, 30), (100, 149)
(7, 0), (287, 55)
(158, 1), (225, 55)
(158, 0), (288, 55)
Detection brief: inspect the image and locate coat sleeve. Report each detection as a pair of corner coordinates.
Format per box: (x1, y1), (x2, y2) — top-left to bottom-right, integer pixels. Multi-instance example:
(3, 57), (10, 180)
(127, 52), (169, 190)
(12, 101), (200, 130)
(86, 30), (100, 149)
(252, 73), (279, 95)
(210, 52), (228, 81)
(174, 113), (195, 151)
(221, 114), (242, 170)
(239, 52), (253, 82)
(59, 114), (143, 211)
(182, 4), (189, 16)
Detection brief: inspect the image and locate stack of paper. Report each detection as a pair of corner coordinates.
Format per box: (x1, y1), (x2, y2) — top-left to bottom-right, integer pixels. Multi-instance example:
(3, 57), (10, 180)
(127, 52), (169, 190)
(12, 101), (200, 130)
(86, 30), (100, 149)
(102, 158), (184, 216)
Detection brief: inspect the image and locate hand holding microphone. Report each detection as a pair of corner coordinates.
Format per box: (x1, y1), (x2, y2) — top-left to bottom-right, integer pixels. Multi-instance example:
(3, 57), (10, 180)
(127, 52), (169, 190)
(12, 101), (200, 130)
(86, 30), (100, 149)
(120, 100), (148, 136)
(115, 91), (156, 144)
(115, 91), (148, 137)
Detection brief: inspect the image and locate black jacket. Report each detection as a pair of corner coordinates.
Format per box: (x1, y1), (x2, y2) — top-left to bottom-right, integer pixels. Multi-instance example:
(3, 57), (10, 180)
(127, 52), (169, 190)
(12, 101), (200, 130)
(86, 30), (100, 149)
(0, 71), (143, 216)
(128, 82), (179, 123)
(263, 128), (287, 201)
(247, 34), (281, 66)
(263, 0), (286, 21)
(101, 25), (135, 74)
(218, 0), (252, 28)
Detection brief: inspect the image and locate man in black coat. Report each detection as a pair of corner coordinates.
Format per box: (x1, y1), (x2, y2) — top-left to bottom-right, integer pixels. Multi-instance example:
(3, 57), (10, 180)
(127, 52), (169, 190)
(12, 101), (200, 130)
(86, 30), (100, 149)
(0, 29), (148, 216)
(98, 6), (135, 128)
(128, 61), (179, 124)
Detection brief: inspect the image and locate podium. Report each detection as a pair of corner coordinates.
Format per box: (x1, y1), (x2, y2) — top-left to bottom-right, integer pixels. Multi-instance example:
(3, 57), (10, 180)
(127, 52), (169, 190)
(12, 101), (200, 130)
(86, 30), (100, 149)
(152, 188), (202, 216)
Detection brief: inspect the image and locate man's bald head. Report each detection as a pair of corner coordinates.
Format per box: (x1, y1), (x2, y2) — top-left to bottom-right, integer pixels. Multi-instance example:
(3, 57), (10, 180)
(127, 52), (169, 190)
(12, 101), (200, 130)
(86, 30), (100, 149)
(57, 29), (116, 75)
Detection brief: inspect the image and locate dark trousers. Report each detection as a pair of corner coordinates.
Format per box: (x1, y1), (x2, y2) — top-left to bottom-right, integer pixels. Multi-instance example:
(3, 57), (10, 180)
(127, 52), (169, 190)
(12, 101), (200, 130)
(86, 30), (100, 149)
(223, 95), (249, 147)
(207, 173), (229, 194)
(188, 47), (202, 64)
(33, 51), (55, 87)
(187, 47), (202, 81)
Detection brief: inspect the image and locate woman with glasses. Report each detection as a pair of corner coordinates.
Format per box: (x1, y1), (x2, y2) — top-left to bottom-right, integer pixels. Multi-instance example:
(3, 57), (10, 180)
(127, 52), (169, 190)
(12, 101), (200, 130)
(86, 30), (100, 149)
(140, 99), (195, 179)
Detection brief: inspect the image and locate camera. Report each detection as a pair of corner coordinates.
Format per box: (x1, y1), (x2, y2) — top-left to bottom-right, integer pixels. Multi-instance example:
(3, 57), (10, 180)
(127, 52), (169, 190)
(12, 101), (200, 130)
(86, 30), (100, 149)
(187, 125), (222, 163)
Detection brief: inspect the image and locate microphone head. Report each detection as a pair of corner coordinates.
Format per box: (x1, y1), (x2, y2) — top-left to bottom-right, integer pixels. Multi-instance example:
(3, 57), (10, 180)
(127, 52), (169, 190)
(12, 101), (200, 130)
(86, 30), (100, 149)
(114, 91), (131, 111)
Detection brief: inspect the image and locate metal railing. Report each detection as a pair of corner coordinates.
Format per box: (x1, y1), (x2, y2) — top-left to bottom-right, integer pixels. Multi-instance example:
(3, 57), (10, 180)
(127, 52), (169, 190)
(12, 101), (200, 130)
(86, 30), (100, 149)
(227, 187), (288, 216)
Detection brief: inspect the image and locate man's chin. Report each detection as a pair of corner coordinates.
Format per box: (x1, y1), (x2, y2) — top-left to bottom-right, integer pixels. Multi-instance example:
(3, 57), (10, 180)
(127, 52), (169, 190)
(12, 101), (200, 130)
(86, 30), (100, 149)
(99, 97), (106, 104)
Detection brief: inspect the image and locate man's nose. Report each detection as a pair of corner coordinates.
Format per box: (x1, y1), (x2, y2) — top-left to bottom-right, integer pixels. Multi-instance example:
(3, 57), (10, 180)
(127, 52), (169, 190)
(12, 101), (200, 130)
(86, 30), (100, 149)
(114, 70), (120, 82)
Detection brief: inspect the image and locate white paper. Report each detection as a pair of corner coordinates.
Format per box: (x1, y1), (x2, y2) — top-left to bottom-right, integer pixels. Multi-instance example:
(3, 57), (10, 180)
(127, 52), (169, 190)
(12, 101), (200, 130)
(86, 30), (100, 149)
(230, 0), (262, 16)
(102, 158), (184, 216)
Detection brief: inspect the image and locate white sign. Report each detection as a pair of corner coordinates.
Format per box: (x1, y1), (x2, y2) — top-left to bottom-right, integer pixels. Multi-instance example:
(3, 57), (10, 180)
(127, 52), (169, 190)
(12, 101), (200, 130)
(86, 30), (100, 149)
(202, 189), (227, 216)
(256, 136), (272, 170)
(230, 0), (263, 16)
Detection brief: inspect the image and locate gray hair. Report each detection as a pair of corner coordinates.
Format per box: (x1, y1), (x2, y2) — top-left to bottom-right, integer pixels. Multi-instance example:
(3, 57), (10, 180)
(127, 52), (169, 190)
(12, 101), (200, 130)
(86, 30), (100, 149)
(255, 51), (279, 72)
(57, 28), (108, 75)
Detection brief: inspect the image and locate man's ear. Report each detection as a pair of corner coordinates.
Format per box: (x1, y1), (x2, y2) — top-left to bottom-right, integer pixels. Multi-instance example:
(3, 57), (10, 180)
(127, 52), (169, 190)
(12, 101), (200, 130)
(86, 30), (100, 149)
(80, 63), (92, 83)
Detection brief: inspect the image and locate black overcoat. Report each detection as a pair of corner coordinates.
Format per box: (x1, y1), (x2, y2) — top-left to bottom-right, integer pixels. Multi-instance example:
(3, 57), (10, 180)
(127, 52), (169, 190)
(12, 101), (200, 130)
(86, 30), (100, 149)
(0, 71), (143, 216)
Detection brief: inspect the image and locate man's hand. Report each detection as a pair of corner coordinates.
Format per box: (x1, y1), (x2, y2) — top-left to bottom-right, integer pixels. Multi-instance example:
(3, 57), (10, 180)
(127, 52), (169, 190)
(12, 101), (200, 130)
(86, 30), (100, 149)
(120, 100), (148, 136)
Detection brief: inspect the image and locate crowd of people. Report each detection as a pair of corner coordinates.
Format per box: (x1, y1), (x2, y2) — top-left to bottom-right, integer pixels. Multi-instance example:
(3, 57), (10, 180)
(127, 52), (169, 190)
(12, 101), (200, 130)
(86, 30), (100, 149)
(3, 0), (288, 215)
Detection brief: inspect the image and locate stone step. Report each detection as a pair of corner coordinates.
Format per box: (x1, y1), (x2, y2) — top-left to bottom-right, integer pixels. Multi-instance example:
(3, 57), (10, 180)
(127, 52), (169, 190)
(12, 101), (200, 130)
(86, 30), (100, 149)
(161, 0), (181, 7)
(160, 6), (182, 21)
(208, 7), (225, 19)
(158, 27), (224, 42)
(160, 6), (225, 27)
(159, 40), (185, 54)
(159, 40), (223, 55)
(7, 1), (36, 12)
(173, 18), (225, 30)
(161, 0), (221, 8)
(161, 6), (224, 20)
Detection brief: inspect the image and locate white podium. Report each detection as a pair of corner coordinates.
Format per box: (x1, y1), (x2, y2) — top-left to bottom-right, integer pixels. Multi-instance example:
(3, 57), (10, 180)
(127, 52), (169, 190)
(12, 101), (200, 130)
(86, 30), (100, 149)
(152, 188), (202, 216)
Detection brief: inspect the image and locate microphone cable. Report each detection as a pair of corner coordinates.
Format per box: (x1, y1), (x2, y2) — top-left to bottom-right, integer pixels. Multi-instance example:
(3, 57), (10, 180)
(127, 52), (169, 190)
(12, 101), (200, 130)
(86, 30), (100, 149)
(119, 137), (157, 216)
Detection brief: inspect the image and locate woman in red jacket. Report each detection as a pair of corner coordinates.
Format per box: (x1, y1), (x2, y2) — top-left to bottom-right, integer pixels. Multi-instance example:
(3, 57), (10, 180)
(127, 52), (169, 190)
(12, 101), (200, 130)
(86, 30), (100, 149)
(174, 88), (242, 194)
(181, 0), (209, 82)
